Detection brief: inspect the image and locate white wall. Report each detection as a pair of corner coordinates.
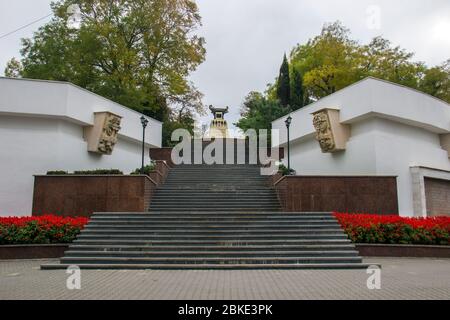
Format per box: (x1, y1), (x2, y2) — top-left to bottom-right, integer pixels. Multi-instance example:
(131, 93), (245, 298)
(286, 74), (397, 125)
(272, 77), (450, 217)
(272, 77), (450, 147)
(0, 116), (152, 216)
(0, 77), (162, 216)
(0, 77), (162, 148)
(372, 119), (450, 216)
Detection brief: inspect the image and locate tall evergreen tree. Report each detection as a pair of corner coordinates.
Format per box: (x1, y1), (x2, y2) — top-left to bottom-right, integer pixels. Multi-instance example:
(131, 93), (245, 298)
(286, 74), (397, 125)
(276, 54), (291, 107)
(290, 67), (304, 110)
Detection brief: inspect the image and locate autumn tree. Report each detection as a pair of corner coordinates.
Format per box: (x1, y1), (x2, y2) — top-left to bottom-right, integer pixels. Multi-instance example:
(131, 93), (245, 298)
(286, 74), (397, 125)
(5, 0), (206, 146)
(237, 21), (449, 137)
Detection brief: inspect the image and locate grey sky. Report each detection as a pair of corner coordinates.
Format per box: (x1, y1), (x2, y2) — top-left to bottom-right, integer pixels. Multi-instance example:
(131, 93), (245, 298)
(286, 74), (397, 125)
(1, 0), (449, 135)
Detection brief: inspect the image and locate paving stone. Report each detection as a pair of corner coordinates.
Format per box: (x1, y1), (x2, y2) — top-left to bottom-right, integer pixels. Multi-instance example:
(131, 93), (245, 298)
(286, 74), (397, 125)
(1, 257), (449, 299)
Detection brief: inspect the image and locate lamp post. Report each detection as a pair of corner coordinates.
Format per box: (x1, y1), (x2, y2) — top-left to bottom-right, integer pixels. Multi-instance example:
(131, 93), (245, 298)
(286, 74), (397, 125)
(284, 115), (292, 175)
(140, 116), (149, 174)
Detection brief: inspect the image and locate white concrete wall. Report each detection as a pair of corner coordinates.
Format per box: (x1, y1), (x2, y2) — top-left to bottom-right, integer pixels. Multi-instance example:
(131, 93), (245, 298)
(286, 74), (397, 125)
(0, 77), (162, 216)
(272, 77), (450, 146)
(0, 116), (152, 216)
(272, 77), (450, 217)
(372, 119), (450, 216)
(0, 77), (162, 147)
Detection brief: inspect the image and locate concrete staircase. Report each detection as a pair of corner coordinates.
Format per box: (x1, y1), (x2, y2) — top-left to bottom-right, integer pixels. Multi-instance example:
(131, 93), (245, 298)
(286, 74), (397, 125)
(41, 164), (372, 269)
(150, 165), (281, 212)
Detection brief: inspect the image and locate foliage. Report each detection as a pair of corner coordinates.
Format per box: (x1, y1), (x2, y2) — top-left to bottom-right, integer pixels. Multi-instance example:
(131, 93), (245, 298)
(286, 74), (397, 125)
(234, 92), (291, 144)
(290, 67), (304, 110)
(4, 58), (22, 78)
(72, 169), (123, 175)
(0, 215), (88, 244)
(237, 21), (449, 135)
(334, 213), (450, 245)
(5, 0), (207, 144)
(276, 54), (291, 107)
(289, 21), (449, 102)
(46, 170), (69, 175)
(278, 163), (295, 176)
(131, 161), (156, 175)
(47, 169), (122, 175)
(418, 59), (450, 103)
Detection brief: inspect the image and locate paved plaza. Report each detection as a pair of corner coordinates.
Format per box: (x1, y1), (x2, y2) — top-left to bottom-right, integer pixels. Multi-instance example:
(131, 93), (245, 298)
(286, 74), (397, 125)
(0, 257), (449, 300)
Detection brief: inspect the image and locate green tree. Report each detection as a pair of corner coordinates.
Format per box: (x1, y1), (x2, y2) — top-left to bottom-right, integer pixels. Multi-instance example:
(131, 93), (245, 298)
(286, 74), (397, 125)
(287, 21), (449, 103)
(4, 58), (22, 78)
(235, 92), (290, 144)
(291, 21), (360, 100)
(5, 0), (206, 145)
(276, 54), (291, 107)
(290, 67), (304, 110)
(419, 59), (450, 103)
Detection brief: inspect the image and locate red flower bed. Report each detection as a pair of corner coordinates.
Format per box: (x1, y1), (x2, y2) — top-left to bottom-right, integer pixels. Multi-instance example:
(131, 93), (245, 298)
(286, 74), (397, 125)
(0, 215), (88, 245)
(334, 213), (450, 245)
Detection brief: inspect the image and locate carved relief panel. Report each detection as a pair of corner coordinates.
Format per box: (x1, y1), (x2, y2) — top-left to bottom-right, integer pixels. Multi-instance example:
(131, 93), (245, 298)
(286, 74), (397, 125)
(84, 112), (122, 155)
(311, 108), (350, 153)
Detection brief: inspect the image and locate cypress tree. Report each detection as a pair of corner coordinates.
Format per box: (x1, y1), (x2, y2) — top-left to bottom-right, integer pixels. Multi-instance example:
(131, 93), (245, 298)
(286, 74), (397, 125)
(276, 54), (291, 107)
(290, 67), (304, 110)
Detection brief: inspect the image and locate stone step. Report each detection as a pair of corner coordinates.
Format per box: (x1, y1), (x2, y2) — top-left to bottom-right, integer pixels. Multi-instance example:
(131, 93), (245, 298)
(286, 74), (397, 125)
(72, 239), (353, 246)
(87, 220), (338, 226)
(41, 263), (376, 270)
(148, 208), (282, 212)
(158, 188), (273, 193)
(80, 228), (343, 235)
(148, 204), (281, 209)
(151, 194), (278, 197)
(68, 244), (356, 252)
(84, 224), (340, 230)
(149, 200), (281, 204)
(90, 213), (334, 218)
(64, 250), (359, 258)
(76, 234), (347, 240)
(58, 256), (363, 265)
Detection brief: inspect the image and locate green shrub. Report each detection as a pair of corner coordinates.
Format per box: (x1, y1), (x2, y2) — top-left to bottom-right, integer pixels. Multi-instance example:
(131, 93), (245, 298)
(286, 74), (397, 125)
(131, 162), (156, 175)
(46, 170), (68, 175)
(72, 169), (123, 175)
(278, 164), (295, 176)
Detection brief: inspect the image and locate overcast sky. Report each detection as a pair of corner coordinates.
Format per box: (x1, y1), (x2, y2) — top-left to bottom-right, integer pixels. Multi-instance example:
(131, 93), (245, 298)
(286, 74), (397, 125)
(1, 0), (449, 135)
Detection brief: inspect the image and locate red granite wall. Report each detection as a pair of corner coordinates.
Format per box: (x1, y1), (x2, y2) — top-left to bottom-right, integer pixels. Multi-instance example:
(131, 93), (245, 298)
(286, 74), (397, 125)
(32, 175), (157, 217)
(273, 176), (398, 214)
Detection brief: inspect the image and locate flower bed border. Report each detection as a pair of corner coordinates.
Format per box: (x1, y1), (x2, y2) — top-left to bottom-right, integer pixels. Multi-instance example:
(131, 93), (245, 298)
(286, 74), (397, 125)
(355, 244), (450, 258)
(0, 244), (69, 260)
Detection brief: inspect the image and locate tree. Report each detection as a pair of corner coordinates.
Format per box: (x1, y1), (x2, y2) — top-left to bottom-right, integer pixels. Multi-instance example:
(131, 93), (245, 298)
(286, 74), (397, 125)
(358, 36), (425, 89)
(5, 0), (206, 145)
(419, 59), (450, 103)
(236, 21), (449, 138)
(291, 21), (360, 100)
(290, 66), (304, 110)
(286, 21), (450, 103)
(276, 54), (291, 107)
(4, 58), (22, 78)
(235, 92), (290, 144)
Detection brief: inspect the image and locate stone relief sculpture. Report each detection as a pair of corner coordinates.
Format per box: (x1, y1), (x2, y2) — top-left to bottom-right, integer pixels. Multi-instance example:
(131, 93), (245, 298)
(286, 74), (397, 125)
(98, 114), (121, 154)
(312, 111), (336, 152)
(84, 112), (122, 155)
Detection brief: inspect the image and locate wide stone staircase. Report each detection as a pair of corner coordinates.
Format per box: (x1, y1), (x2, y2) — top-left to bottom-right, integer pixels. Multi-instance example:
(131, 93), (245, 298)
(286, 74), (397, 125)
(41, 164), (372, 269)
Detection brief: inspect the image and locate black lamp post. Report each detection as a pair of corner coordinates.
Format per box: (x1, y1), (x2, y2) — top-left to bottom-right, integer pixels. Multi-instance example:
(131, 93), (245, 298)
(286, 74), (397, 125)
(285, 115), (292, 175)
(140, 116), (149, 174)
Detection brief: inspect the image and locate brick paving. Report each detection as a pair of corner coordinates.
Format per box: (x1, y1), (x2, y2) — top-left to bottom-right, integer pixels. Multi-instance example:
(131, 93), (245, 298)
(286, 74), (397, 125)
(0, 258), (449, 300)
